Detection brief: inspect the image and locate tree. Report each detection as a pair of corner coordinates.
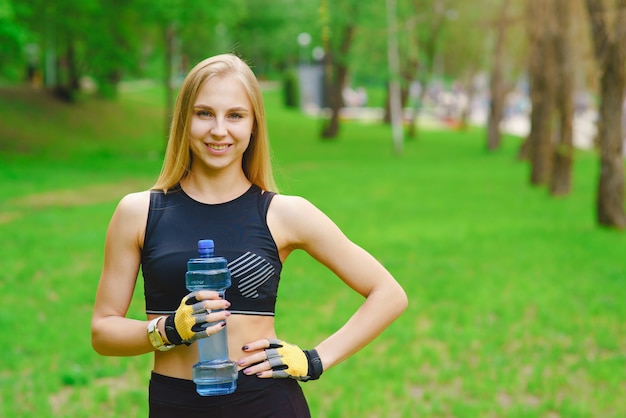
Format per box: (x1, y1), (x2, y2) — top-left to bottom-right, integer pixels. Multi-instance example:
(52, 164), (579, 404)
(441, 2), (491, 131)
(431, 0), (527, 146)
(230, 0), (319, 75)
(525, 0), (557, 185)
(585, 0), (626, 228)
(8, 0), (147, 100)
(402, 0), (455, 139)
(84, 0), (145, 98)
(549, 0), (575, 196)
(35, 0), (89, 100)
(0, 0), (30, 82)
(386, 0), (404, 154)
(487, 0), (515, 151)
(319, 0), (359, 139)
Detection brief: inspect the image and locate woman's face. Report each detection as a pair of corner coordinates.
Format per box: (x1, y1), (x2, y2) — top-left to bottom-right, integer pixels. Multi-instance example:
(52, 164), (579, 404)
(188, 75), (254, 174)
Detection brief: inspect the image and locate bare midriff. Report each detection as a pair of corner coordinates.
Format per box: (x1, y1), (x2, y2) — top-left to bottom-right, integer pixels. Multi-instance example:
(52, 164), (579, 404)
(148, 314), (276, 380)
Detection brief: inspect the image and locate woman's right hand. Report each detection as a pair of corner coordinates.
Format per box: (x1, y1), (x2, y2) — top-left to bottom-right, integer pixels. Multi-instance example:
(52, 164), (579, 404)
(164, 290), (231, 345)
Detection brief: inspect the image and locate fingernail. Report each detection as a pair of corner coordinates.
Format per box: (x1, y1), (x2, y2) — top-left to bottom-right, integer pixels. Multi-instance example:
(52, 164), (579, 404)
(237, 359), (245, 366)
(224, 301), (231, 307)
(242, 345), (249, 351)
(220, 322), (226, 328)
(225, 311), (231, 317)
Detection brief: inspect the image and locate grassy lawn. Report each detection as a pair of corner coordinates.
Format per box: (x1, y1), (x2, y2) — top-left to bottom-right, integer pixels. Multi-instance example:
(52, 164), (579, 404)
(0, 84), (625, 417)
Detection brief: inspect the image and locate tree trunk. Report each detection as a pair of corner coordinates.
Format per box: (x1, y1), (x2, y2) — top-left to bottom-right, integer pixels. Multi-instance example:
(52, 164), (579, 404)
(405, 0), (447, 139)
(459, 73), (476, 131)
(54, 40), (80, 102)
(383, 85), (410, 124)
(586, 0), (626, 228)
(550, 0), (575, 196)
(407, 78), (428, 138)
(321, 57), (345, 139)
(66, 42), (80, 93)
(487, 0), (511, 151)
(527, 0), (555, 186)
(321, 25), (355, 139)
(517, 137), (530, 160)
(596, 46), (625, 227)
(487, 77), (506, 151)
(321, 77), (342, 138)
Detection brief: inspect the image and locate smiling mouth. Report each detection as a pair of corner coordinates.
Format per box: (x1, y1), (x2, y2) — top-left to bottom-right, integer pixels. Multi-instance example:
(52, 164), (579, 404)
(207, 144), (230, 151)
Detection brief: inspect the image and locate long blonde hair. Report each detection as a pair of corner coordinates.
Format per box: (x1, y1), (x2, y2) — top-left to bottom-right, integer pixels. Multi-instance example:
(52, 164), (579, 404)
(152, 54), (278, 192)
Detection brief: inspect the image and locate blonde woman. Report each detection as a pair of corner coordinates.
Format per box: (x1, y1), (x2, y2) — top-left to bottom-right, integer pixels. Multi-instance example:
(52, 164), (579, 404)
(91, 54), (407, 417)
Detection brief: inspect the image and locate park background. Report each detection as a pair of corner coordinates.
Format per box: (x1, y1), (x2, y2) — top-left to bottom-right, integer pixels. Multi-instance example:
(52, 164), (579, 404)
(1, 0), (625, 417)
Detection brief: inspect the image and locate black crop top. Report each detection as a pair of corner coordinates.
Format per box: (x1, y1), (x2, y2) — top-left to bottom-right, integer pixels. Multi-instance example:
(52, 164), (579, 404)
(141, 184), (282, 316)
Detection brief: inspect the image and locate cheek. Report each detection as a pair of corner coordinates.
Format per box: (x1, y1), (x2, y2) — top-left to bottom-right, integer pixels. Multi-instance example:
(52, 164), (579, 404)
(189, 120), (207, 139)
(241, 121), (255, 141)
(231, 123), (253, 145)
(241, 128), (253, 149)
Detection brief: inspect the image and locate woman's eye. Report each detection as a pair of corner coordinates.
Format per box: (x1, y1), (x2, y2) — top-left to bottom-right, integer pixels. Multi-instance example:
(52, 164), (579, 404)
(229, 112), (243, 119)
(197, 110), (211, 117)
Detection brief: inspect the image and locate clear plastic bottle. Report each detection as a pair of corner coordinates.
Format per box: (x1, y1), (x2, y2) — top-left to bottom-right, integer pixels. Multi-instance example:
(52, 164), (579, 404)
(185, 239), (238, 396)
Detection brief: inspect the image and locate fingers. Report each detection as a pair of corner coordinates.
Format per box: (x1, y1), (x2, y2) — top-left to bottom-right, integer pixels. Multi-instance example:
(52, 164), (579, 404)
(266, 338), (283, 349)
(178, 290), (230, 342)
(241, 338), (273, 352)
(205, 309), (231, 324)
(193, 289), (222, 299)
(187, 291), (230, 313)
(190, 309), (230, 326)
(237, 344), (270, 374)
(238, 348), (268, 364)
(238, 339), (282, 377)
(240, 358), (271, 377)
(193, 290), (229, 303)
(196, 321), (227, 339)
(239, 353), (289, 379)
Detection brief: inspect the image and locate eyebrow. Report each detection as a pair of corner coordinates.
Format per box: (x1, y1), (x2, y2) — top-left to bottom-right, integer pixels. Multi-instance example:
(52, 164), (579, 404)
(193, 105), (251, 113)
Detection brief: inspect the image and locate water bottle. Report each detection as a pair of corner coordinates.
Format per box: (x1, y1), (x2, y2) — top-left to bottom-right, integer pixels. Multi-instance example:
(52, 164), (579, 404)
(186, 239), (238, 396)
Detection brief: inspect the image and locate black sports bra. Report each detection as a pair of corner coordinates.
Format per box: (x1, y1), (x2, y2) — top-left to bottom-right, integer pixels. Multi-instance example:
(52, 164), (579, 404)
(141, 184), (282, 316)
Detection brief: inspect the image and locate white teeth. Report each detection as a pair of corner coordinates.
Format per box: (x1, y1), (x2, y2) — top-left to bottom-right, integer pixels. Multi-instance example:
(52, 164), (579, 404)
(208, 144), (228, 150)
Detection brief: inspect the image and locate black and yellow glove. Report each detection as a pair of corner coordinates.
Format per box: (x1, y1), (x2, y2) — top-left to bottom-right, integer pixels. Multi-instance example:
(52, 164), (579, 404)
(264, 339), (323, 381)
(164, 291), (212, 346)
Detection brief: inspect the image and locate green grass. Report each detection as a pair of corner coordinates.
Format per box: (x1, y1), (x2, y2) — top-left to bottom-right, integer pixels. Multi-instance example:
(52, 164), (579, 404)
(1, 84), (625, 417)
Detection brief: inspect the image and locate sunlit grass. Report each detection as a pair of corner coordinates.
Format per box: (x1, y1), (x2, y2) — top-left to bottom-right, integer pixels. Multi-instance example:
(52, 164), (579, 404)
(1, 84), (625, 417)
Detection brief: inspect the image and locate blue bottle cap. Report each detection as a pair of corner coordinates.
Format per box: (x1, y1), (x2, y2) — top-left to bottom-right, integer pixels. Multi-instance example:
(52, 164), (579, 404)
(198, 239), (214, 252)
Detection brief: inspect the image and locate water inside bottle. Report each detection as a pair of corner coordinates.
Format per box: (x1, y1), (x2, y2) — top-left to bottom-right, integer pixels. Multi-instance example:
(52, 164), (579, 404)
(193, 360), (238, 396)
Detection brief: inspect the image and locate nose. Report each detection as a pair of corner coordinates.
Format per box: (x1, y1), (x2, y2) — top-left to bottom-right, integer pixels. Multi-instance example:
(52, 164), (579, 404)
(210, 116), (227, 137)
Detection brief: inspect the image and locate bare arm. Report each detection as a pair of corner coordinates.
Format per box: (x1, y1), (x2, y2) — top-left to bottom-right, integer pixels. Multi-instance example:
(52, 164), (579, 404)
(91, 191), (154, 356)
(242, 195), (407, 372)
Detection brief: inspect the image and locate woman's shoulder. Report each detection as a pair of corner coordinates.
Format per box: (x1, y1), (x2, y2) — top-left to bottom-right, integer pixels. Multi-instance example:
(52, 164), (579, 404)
(269, 193), (315, 214)
(105, 190), (151, 245)
(268, 193), (347, 253)
(268, 193), (331, 228)
(118, 190), (151, 207)
(113, 190), (151, 219)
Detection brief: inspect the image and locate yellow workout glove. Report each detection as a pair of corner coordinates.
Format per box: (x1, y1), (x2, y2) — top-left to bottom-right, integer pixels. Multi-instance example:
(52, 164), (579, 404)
(264, 339), (323, 381)
(164, 291), (212, 346)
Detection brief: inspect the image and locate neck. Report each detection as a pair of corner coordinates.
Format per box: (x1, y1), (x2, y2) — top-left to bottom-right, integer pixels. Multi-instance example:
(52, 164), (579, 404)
(180, 171), (252, 204)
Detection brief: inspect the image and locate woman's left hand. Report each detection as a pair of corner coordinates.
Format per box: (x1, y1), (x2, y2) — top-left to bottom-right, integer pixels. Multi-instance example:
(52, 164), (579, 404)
(238, 338), (323, 381)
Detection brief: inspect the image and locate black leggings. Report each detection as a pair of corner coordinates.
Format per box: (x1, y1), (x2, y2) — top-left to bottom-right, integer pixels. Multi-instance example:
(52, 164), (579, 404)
(149, 371), (311, 418)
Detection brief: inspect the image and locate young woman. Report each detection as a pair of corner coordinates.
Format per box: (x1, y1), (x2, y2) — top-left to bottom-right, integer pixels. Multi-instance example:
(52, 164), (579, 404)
(91, 53), (407, 417)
